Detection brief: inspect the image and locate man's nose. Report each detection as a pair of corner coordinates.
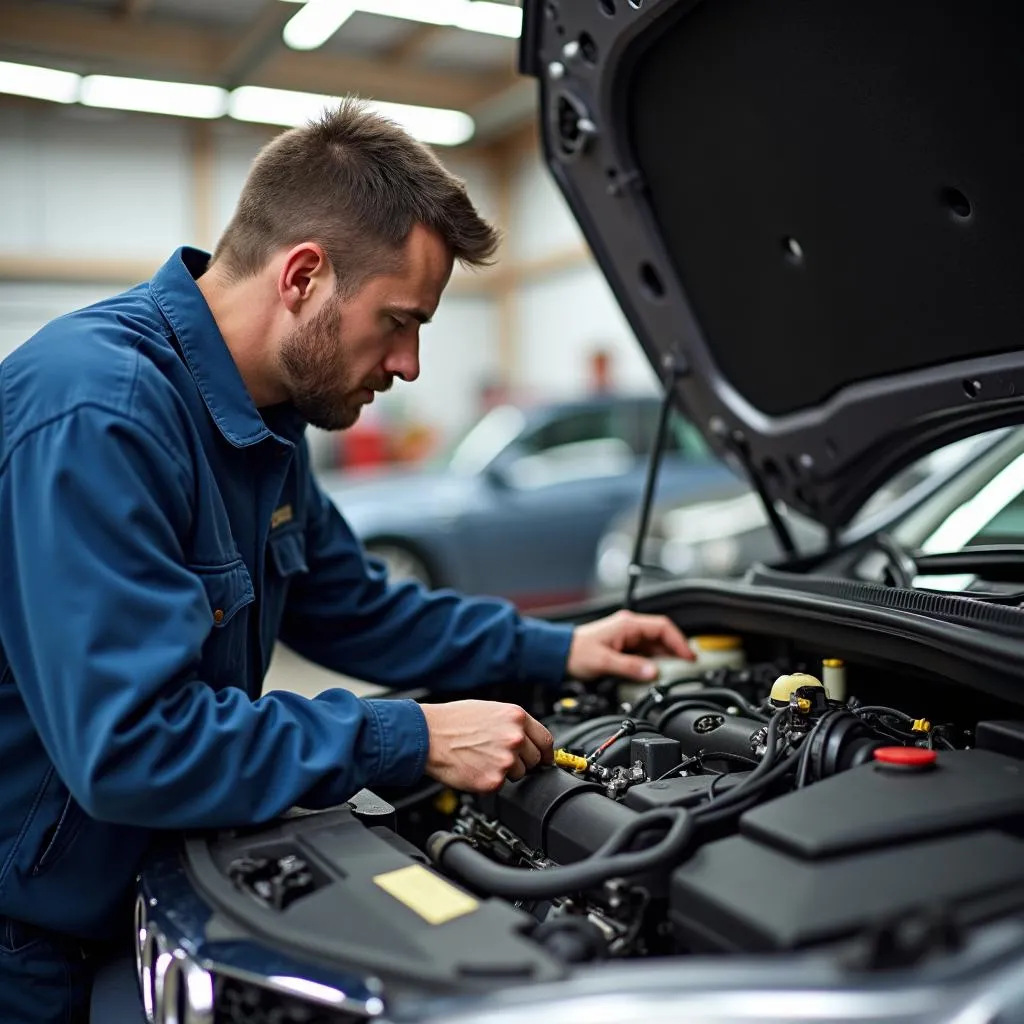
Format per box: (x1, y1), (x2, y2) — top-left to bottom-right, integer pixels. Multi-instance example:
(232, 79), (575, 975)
(384, 335), (420, 383)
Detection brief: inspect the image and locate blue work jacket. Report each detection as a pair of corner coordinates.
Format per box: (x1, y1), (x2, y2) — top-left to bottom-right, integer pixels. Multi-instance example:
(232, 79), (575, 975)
(0, 247), (574, 946)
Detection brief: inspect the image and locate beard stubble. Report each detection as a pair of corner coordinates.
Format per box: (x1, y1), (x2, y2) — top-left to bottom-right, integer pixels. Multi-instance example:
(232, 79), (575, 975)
(279, 298), (393, 431)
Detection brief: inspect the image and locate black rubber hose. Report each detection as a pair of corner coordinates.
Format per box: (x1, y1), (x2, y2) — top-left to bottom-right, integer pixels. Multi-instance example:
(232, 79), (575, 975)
(663, 686), (769, 721)
(428, 808), (694, 900)
(643, 687), (768, 725)
(695, 755), (798, 826)
(692, 710), (789, 817)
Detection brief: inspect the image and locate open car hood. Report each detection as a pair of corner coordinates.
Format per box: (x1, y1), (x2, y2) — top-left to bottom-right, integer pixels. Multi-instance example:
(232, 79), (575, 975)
(519, 0), (1024, 530)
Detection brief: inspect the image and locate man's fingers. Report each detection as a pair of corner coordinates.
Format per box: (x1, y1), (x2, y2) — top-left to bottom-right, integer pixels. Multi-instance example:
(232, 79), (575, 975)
(523, 715), (555, 763)
(516, 736), (544, 771)
(506, 756), (527, 781)
(603, 650), (659, 682)
(631, 614), (695, 660)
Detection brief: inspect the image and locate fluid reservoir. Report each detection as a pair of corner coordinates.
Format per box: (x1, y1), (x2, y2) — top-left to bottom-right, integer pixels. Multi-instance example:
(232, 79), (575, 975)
(822, 658), (847, 702)
(691, 634), (746, 671)
(619, 635), (746, 707)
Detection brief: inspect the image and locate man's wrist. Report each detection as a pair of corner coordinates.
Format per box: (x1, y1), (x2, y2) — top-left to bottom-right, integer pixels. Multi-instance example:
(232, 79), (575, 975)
(363, 698), (429, 787)
(518, 619), (575, 687)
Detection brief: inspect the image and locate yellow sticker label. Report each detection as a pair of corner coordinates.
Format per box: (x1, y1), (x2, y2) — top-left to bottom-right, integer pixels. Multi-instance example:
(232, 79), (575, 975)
(270, 504), (293, 529)
(372, 864), (478, 925)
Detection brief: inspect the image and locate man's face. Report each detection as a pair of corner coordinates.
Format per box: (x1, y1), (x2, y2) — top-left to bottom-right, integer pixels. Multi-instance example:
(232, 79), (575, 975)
(279, 224), (453, 431)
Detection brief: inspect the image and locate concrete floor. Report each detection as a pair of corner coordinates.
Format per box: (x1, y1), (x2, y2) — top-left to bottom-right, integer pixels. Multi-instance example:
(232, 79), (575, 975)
(261, 643), (384, 699)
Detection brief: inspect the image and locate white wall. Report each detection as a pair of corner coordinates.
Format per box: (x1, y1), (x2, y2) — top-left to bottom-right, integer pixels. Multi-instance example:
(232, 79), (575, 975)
(0, 282), (116, 360)
(504, 149), (659, 400)
(515, 264), (660, 400)
(0, 104), (193, 259)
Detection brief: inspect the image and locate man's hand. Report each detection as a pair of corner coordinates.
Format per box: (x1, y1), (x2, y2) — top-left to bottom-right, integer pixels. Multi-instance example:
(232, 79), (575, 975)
(567, 609), (695, 682)
(420, 700), (554, 792)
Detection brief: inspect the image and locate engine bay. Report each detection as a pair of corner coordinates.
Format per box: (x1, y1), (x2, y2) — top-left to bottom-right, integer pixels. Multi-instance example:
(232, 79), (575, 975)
(437, 638), (1024, 968)
(141, 627), (1024, 1022)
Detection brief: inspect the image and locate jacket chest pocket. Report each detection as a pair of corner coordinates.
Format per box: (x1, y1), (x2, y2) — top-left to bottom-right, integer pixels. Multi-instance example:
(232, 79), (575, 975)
(262, 526), (308, 644)
(268, 526), (309, 580)
(192, 560), (255, 685)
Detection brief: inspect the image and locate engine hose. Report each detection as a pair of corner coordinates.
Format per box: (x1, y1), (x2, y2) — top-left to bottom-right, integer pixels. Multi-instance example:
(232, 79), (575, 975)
(427, 808), (694, 900)
(692, 710), (789, 817)
(659, 686), (769, 721)
(695, 754), (799, 826)
(652, 700), (745, 733)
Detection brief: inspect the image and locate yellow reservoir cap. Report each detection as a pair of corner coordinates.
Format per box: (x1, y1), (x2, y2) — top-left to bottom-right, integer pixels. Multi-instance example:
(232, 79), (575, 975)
(770, 672), (825, 705)
(822, 658), (845, 668)
(692, 635), (743, 651)
(554, 749), (589, 773)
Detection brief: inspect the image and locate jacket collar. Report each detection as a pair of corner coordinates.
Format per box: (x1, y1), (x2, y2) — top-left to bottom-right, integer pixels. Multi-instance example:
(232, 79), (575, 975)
(149, 246), (304, 449)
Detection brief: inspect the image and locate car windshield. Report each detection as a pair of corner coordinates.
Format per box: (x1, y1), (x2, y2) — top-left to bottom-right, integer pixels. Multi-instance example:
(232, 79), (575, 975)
(892, 427), (1024, 553)
(441, 405), (527, 476)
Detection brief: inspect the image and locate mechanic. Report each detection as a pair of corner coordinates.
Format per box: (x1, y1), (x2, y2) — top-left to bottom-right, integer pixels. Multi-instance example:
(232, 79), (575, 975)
(0, 99), (692, 1022)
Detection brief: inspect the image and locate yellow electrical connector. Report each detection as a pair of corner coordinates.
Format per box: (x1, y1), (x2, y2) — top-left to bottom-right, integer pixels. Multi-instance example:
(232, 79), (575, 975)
(433, 789), (459, 815)
(795, 697), (812, 713)
(554, 749), (589, 772)
(912, 719), (932, 733)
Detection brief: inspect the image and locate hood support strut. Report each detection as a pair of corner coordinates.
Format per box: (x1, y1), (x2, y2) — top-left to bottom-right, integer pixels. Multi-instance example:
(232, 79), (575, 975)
(625, 357), (799, 608)
(728, 440), (798, 559)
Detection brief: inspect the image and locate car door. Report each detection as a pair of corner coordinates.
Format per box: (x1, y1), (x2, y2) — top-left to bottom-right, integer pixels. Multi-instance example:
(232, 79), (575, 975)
(456, 401), (653, 606)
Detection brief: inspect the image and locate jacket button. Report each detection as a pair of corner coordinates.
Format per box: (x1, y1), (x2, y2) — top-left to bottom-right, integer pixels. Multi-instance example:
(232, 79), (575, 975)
(214, 609), (225, 624)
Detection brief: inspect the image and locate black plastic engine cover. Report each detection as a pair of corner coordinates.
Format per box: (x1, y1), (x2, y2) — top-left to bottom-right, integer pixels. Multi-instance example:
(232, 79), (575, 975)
(670, 829), (1024, 952)
(740, 749), (1024, 858)
(669, 749), (1024, 953)
(184, 802), (566, 995)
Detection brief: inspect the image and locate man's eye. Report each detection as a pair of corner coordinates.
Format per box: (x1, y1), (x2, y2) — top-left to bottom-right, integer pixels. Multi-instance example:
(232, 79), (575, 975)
(390, 316), (406, 330)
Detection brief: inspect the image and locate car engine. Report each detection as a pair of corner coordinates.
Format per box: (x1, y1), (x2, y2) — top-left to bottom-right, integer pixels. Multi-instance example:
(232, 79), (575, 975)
(434, 642), (1024, 967)
(137, 633), (1024, 1023)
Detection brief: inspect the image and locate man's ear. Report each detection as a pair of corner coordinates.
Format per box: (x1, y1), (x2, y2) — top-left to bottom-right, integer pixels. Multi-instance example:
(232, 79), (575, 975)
(278, 243), (331, 314)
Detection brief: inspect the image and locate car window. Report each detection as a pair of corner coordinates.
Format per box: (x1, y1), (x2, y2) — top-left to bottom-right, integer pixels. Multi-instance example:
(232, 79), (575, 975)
(633, 402), (713, 460)
(918, 447), (1024, 552)
(444, 405), (528, 476)
(973, 492), (1024, 543)
(520, 406), (637, 455)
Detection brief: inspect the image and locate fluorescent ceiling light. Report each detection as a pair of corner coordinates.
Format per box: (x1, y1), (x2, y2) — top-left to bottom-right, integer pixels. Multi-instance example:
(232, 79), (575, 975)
(279, 0), (522, 40)
(229, 86), (337, 128)
(0, 60), (80, 104)
(454, 2), (522, 37)
(283, 0), (359, 50)
(80, 76), (227, 119)
(229, 86), (475, 146)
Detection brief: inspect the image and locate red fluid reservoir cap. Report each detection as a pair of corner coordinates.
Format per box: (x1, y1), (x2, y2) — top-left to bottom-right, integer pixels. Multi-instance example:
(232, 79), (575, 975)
(873, 746), (937, 768)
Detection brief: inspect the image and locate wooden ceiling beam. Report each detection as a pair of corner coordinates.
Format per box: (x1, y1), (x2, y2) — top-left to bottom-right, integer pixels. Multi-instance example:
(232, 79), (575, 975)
(255, 49), (500, 110)
(117, 0), (156, 20)
(217, 0), (292, 87)
(381, 23), (445, 65)
(470, 77), (538, 145)
(0, 2), (500, 110)
(2, 2), (224, 80)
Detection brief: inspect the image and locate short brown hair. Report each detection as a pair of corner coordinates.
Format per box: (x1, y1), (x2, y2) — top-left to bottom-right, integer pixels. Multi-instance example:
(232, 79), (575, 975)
(211, 98), (500, 292)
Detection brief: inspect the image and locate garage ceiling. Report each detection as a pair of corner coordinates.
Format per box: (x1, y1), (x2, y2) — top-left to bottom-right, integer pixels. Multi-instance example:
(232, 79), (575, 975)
(0, 0), (536, 146)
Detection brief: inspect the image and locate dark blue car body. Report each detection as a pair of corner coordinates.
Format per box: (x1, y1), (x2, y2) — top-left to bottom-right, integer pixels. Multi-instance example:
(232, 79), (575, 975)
(318, 395), (738, 608)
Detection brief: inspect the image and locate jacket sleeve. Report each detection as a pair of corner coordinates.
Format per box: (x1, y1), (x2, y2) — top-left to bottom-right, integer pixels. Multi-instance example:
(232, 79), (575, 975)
(0, 400), (428, 830)
(278, 470), (575, 691)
